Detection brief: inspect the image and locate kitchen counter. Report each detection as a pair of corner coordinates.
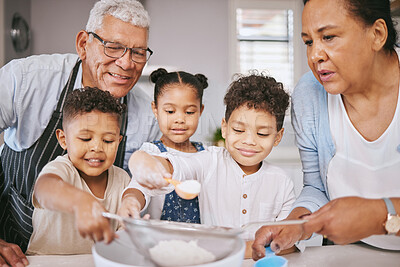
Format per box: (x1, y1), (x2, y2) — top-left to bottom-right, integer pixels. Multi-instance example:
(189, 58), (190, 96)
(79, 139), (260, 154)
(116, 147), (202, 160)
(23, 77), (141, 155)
(243, 243), (400, 267)
(27, 243), (400, 267)
(27, 254), (94, 266)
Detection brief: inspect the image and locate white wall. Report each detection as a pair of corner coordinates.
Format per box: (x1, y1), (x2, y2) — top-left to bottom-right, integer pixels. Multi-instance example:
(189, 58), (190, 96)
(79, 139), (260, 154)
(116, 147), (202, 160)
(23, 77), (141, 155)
(144, 0), (230, 145)
(31, 0), (97, 55)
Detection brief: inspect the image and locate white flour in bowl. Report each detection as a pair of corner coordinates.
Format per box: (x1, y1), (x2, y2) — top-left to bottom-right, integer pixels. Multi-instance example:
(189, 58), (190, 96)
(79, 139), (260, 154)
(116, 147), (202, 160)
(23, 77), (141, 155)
(149, 240), (216, 267)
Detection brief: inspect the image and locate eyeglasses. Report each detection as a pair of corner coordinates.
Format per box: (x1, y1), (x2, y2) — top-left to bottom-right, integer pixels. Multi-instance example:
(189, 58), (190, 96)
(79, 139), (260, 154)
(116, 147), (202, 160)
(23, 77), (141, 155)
(88, 32), (153, 63)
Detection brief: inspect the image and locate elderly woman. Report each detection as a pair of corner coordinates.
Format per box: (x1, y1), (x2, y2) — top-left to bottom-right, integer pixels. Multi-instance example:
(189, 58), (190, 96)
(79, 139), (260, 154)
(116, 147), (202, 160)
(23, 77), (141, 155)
(252, 0), (400, 260)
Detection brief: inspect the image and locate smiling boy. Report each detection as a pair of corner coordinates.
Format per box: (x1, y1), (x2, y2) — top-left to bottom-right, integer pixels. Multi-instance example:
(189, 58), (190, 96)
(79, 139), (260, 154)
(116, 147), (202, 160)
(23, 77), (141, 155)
(26, 87), (131, 255)
(127, 72), (296, 257)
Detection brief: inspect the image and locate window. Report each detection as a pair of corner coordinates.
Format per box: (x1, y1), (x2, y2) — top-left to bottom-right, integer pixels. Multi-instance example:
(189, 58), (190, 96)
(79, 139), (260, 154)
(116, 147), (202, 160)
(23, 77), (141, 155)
(229, 0), (305, 92)
(236, 8), (294, 89)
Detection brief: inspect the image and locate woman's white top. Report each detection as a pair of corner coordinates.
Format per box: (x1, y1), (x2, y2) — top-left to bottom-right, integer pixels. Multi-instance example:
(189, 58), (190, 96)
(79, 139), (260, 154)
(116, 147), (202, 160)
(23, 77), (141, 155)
(327, 85), (400, 250)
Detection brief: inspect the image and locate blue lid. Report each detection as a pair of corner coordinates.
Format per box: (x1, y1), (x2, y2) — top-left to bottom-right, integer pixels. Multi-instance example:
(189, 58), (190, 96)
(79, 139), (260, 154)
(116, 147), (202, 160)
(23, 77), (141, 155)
(253, 247), (288, 267)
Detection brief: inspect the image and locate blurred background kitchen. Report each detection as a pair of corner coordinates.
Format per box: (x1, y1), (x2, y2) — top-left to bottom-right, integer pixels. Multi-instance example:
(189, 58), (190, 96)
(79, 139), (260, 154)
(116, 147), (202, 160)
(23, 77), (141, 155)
(1, 0), (400, 198)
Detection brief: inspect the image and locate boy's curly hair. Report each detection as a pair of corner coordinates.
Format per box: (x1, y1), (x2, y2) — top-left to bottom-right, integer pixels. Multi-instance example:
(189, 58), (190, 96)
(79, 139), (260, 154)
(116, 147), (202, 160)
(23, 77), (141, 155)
(62, 87), (126, 128)
(224, 71), (290, 131)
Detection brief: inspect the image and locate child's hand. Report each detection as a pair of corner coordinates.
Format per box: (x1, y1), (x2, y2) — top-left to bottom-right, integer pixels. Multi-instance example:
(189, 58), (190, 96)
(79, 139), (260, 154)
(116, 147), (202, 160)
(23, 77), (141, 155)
(118, 195), (149, 219)
(128, 151), (171, 189)
(74, 194), (115, 244)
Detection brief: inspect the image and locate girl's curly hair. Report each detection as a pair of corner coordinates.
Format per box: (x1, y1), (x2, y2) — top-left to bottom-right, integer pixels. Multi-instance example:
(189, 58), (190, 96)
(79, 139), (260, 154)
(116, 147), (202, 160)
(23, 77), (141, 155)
(62, 87), (126, 128)
(224, 71), (289, 131)
(150, 68), (208, 106)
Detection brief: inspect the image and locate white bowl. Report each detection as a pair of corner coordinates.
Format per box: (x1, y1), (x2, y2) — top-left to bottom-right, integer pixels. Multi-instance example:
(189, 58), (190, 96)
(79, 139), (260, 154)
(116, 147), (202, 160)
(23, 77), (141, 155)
(92, 230), (245, 267)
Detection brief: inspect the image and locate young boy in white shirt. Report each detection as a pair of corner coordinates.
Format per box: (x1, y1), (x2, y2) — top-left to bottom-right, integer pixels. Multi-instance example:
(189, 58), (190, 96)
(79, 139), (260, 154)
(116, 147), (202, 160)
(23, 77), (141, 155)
(122, 72), (295, 257)
(27, 87), (130, 255)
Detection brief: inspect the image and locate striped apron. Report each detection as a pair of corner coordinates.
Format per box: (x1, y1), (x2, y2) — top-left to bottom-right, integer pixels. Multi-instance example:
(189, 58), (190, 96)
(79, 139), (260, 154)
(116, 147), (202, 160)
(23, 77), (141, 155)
(0, 60), (127, 251)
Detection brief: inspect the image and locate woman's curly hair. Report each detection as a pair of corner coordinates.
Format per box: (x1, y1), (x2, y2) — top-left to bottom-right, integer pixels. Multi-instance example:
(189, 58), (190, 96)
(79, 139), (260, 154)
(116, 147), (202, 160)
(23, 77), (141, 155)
(224, 71), (289, 131)
(62, 87), (126, 128)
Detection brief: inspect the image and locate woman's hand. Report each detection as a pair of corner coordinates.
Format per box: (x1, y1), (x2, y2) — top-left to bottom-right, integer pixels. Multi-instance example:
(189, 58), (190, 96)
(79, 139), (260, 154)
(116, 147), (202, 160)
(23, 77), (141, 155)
(302, 196), (387, 244)
(252, 207), (311, 260)
(0, 239), (29, 267)
(128, 151), (172, 189)
(73, 193), (115, 244)
(252, 225), (303, 260)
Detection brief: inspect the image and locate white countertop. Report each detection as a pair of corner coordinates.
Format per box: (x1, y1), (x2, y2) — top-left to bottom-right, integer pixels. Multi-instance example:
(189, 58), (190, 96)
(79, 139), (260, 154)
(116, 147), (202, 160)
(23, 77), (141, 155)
(27, 254), (94, 266)
(27, 243), (400, 267)
(243, 243), (400, 267)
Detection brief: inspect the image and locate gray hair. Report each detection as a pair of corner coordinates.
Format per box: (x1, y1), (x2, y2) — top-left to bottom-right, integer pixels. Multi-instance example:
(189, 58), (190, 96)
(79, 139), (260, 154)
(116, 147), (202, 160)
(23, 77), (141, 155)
(86, 0), (150, 32)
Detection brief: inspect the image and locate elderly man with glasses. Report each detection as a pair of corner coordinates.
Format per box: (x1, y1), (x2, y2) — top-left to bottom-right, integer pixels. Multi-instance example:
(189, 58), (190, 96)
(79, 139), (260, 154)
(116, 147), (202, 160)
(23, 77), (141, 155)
(0, 0), (160, 266)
